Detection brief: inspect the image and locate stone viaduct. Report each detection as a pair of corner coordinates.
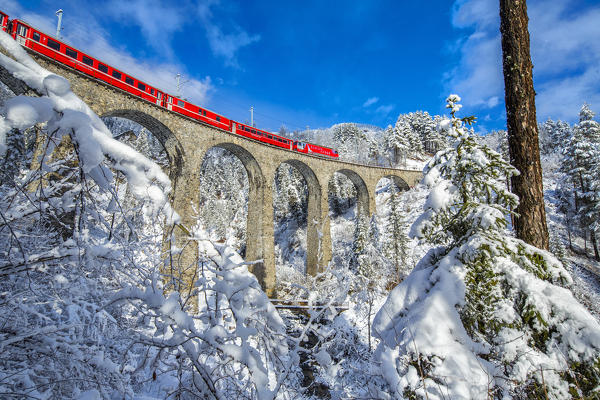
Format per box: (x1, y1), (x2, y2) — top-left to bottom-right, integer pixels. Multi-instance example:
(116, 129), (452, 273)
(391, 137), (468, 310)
(1, 51), (422, 295)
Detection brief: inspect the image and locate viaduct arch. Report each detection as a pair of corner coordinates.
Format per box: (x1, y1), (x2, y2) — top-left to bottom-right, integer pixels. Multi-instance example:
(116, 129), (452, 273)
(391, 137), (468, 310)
(1, 51), (423, 296)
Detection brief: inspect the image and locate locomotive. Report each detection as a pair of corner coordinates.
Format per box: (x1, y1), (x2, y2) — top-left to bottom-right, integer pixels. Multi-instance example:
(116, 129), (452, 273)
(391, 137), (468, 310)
(0, 10), (339, 159)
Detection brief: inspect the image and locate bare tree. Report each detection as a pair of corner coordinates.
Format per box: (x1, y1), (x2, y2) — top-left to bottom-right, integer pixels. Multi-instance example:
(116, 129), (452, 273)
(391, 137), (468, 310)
(499, 0), (549, 249)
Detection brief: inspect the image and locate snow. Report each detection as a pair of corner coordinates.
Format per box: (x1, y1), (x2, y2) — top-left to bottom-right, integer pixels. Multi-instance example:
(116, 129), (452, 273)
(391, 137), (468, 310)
(373, 248), (494, 399)
(0, 29), (178, 224)
(3, 23), (600, 398)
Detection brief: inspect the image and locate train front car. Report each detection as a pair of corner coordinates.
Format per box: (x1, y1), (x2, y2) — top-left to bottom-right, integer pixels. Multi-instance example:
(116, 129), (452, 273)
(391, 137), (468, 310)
(293, 141), (339, 158)
(306, 143), (339, 158)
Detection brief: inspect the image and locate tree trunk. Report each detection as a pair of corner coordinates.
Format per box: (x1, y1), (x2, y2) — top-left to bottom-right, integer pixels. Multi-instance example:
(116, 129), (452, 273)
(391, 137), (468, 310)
(591, 230), (600, 261)
(499, 0), (549, 250)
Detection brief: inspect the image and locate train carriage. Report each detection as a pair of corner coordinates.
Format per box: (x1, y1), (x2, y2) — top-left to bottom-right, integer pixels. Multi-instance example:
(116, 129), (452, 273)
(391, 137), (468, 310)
(165, 95), (230, 131)
(0, 11), (8, 32)
(233, 122), (293, 150)
(9, 19), (165, 106)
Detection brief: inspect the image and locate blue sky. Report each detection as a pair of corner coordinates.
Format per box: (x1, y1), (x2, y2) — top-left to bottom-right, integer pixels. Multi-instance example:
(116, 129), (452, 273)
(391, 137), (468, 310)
(2, 0), (600, 133)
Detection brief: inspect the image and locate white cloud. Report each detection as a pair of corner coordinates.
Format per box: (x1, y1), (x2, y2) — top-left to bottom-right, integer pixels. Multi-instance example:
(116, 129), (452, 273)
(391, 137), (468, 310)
(375, 104), (394, 116)
(362, 97), (379, 107)
(447, 0), (600, 123)
(197, 1), (260, 68)
(104, 0), (186, 58)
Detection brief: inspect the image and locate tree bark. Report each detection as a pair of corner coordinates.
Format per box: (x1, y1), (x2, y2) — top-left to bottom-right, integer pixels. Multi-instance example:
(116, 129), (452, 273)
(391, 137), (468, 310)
(499, 0), (549, 250)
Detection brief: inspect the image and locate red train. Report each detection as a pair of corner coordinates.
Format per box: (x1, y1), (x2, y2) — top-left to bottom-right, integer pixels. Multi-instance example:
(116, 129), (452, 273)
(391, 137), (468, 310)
(0, 11), (339, 159)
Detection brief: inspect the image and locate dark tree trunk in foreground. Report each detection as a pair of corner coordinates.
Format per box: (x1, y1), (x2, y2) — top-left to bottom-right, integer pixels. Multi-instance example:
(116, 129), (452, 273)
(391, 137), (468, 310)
(499, 0), (549, 250)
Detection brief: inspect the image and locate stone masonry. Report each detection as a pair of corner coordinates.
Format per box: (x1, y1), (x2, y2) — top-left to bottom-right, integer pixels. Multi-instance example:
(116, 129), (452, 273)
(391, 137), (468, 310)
(3, 51), (422, 296)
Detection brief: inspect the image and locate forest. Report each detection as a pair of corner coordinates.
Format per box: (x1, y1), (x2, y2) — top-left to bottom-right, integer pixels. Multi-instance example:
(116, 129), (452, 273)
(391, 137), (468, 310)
(2, 9), (600, 399)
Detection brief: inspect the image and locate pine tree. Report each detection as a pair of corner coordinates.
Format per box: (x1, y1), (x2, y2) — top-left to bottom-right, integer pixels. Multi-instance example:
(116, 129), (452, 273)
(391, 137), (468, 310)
(382, 189), (411, 285)
(350, 206), (370, 272)
(373, 95), (600, 399)
(383, 123), (406, 166)
(539, 118), (571, 155)
(333, 123), (367, 161)
(398, 114), (423, 155)
(383, 118), (412, 165)
(561, 104), (600, 258)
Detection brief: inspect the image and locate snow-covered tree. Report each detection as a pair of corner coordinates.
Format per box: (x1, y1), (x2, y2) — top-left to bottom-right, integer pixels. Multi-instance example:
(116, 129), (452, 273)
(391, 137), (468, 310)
(383, 119), (410, 166)
(0, 31), (296, 399)
(561, 104), (600, 258)
(332, 123), (369, 162)
(397, 116), (423, 156)
(350, 205), (370, 272)
(328, 172), (357, 218)
(373, 95), (600, 399)
(539, 118), (571, 156)
(197, 148), (249, 250)
(380, 189), (412, 285)
(0, 30), (177, 398)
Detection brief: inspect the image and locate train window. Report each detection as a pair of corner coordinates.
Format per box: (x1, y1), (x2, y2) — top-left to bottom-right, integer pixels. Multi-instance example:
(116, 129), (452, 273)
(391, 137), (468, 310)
(150, 88), (154, 95)
(216, 116), (221, 122)
(202, 110), (207, 116)
(47, 38), (60, 51)
(112, 70), (122, 80)
(17, 24), (28, 36)
(82, 55), (93, 66)
(177, 99), (184, 106)
(98, 63), (108, 73)
(65, 48), (77, 59)
(32, 32), (40, 42)
(125, 76), (134, 85)
(267, 135), (273, 139)
(137, 82), (145, 91)
(251, 129), (256, 134)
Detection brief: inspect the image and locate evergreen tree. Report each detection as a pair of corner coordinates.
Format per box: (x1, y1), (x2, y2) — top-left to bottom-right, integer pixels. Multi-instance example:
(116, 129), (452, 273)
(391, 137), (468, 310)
(333, 123), (367, 161)
(350, 206), (370, 272)
(383, 118), (411, 165)
(561, 104), (600, 258)
(328, 173), (357, 218)
(539, 118), (571, 155)
(382, 189), (411, 283)
(398, 114), (423, 154)
(374, 95), (600, 399)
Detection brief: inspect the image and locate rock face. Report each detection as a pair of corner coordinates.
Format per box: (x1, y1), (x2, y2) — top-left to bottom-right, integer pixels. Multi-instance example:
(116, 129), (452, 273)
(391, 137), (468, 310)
(4, 50), (422, 295)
